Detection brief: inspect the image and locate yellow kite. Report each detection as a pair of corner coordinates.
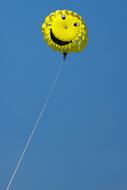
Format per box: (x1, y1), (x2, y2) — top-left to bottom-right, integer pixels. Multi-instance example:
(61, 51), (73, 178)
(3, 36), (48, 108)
(42, 10), (88, 60)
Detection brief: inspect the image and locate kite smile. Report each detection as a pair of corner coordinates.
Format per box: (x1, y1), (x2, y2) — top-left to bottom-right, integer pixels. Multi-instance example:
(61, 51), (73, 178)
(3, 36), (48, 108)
(50, 29), (72, 46)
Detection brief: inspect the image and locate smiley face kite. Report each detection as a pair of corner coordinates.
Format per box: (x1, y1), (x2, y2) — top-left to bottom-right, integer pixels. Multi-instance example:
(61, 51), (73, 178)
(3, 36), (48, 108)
(42, 10), (88, 59)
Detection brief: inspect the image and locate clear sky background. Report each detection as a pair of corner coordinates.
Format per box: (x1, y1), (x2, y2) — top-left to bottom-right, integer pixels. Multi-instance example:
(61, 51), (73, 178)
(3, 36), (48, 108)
(0, 0), (127, 190)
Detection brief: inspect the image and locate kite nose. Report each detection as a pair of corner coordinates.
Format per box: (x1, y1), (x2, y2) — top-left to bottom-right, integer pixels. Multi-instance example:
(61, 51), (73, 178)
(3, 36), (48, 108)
(64, 25), (68, 30)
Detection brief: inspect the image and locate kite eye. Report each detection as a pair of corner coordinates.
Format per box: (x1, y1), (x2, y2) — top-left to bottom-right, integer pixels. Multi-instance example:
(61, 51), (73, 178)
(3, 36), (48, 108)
(74, 22), (80, 27)
(61, 15), (66, 20)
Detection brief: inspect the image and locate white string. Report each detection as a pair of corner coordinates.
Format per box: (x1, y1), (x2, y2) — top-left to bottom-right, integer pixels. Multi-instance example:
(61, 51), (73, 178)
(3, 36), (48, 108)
(6, 62), (64, 190)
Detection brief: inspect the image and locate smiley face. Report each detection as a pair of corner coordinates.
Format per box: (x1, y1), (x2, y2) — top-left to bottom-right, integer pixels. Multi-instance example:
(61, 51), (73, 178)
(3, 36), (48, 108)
(42, 10), (88, 53)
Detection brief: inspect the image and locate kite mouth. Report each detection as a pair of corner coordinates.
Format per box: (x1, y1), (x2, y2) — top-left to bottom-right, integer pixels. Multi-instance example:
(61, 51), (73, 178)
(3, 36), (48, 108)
(50, 29), (72, 46)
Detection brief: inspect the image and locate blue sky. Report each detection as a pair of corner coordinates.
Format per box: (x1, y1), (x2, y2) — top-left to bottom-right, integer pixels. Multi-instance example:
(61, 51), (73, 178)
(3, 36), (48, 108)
(0, 0), (127, 189)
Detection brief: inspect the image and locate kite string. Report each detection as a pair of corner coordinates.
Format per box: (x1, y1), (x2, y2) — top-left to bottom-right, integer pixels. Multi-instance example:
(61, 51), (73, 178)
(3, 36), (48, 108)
(6, 62), (64, 190)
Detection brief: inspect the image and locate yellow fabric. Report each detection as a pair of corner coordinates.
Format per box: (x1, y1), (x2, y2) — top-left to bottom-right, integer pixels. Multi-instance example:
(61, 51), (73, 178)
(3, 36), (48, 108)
(42, 10), (88, 53)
